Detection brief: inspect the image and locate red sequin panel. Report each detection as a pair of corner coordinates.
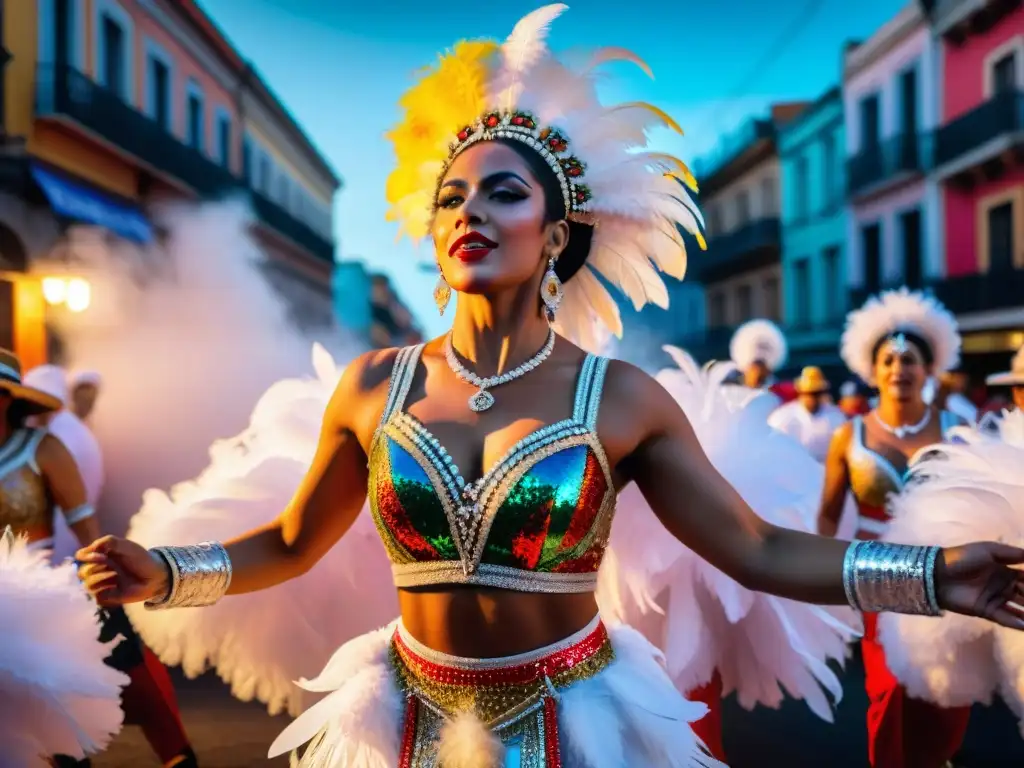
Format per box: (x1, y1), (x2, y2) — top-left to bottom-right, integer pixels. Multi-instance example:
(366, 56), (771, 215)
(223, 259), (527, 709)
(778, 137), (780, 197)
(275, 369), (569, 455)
(556, 451), (608, 553)
(394, 622), (609, 687)
(510, 500), (554, 569)
(544, 696), (562, 768)
(376, 471), (442, 561)
(552, 548), (604, 574)
(398, 695), (418, 768)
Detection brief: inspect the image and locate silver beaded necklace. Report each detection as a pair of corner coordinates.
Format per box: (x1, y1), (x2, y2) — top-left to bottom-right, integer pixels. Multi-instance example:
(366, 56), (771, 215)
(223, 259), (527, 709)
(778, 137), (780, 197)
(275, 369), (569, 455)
(872, 408), (932, 439)
(444, 329), (556, 412)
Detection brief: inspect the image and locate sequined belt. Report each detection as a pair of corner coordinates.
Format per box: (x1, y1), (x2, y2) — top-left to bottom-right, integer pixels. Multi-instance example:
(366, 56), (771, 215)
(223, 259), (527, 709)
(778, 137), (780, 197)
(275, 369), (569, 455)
(392, 616), (613, 768)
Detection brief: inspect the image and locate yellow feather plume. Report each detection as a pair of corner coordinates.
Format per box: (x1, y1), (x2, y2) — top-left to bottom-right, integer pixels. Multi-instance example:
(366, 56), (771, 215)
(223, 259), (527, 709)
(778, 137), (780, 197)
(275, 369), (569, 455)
(385, 40), (499, 237)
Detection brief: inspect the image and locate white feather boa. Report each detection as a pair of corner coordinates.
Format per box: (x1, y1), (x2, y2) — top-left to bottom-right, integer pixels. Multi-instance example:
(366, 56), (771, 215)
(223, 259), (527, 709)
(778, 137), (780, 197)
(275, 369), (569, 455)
(597, 347), (860, 721)
(879, 409), (1024, 731)
(0, 530), (128, 764)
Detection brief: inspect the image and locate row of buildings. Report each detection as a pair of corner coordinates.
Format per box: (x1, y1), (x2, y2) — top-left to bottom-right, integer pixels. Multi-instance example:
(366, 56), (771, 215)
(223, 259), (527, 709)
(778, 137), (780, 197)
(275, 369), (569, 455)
(628, 0), (1024, 382)
(0, 0), (416, 368)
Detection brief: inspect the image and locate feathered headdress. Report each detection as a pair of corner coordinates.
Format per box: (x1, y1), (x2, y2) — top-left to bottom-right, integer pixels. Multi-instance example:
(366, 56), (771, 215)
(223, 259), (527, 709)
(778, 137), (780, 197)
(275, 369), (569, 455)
(841, 288), (961, 385)
(385, 4), (705, 348)
(729, 319), (787, 372)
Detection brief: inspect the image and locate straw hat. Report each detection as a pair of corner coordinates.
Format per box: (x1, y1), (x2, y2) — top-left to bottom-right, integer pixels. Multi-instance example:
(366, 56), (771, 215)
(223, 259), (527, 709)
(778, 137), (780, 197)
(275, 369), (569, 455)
(986, 346), (1024, 387)
(0, 350), (62, 414)
(794, 366), (831, 395)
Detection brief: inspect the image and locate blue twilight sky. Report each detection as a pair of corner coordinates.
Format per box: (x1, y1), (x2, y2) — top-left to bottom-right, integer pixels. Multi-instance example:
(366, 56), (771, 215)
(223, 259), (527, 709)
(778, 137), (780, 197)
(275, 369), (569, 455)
(199, 0), (905, 337)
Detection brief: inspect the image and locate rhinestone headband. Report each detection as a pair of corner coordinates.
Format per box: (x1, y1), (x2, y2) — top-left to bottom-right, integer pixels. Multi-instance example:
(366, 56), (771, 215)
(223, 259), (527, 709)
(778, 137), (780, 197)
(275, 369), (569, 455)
(438, 110), (592, 219)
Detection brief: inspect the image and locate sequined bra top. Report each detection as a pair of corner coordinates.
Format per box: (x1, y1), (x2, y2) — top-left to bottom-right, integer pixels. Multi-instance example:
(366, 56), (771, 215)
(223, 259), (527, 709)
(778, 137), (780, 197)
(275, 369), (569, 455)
(368, 344), (616, 594)
(846, 410), (960, 510)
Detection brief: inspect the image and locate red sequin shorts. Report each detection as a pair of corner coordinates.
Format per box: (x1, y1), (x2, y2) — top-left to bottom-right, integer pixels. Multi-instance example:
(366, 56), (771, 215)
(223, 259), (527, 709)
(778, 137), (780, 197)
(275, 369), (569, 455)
(392, 616), (613, 768)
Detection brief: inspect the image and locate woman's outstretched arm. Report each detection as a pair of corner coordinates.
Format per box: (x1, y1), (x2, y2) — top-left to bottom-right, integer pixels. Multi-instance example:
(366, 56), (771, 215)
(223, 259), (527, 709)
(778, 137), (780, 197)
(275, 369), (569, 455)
(78, 348), (397, 605)
(610, 360), (1024, 623)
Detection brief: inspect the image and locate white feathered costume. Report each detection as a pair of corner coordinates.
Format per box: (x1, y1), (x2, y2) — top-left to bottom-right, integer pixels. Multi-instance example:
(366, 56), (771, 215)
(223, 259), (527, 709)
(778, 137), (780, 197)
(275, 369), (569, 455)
(878, 409), (1024, 732)
(0, 527), (128, 764)
(599, 347), (860, 720)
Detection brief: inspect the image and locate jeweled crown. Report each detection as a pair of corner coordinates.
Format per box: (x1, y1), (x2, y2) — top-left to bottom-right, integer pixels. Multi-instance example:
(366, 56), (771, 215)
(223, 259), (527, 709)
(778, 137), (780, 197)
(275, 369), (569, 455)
(441, 109), (592, 218)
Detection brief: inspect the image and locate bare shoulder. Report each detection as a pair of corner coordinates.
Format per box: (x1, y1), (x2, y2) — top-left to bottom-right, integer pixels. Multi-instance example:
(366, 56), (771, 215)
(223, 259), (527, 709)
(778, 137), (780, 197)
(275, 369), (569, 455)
(828, 419), (854, 453)
(600, 357), (680, 445)
(326, 345), (413, 447)
(35, 432), (73, 470)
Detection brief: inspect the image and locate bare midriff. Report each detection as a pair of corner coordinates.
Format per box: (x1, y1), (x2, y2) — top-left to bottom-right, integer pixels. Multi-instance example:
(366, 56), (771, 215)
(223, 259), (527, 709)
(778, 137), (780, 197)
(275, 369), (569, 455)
(398, 587), (599, 658)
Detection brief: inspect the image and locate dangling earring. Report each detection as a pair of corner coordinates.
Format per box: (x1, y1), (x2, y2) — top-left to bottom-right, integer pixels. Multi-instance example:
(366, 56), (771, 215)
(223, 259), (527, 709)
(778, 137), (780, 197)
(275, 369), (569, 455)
(434, 272), (451, 315)
(540, 255), (563, 323)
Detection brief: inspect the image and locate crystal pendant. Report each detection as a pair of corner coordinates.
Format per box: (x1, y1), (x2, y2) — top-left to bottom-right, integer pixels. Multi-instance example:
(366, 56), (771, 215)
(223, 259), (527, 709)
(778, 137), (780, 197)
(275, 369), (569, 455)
(894, 427), (906, 439)
(468, 389), (495, 412)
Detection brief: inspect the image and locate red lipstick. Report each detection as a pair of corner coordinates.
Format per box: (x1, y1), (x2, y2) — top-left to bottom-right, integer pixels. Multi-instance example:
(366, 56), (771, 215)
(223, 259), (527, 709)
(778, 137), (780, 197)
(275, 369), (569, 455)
(449, 232), (499, 262)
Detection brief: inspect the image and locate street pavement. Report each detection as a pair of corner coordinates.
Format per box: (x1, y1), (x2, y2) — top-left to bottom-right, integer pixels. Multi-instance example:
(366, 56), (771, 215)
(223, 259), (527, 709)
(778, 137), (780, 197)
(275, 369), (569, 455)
(96, 651), (1024, 767)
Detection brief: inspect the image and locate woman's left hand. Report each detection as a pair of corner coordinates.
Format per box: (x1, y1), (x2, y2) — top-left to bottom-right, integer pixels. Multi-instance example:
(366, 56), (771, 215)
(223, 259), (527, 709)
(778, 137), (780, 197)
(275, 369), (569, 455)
(937, 543), (1024, 629)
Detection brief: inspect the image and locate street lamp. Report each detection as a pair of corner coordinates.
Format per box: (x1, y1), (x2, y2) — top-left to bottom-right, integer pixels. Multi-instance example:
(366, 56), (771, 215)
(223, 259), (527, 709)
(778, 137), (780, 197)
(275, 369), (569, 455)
(42, 276), (91, 312)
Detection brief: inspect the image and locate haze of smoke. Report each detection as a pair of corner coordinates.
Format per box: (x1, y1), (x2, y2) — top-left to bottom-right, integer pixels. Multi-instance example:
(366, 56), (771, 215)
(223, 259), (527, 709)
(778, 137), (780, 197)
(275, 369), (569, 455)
(37, 198), (363, 536)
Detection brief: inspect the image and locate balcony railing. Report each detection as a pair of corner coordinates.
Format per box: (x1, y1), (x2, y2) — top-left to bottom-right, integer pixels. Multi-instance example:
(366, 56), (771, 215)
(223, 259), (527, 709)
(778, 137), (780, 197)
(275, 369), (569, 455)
(847, 133), (932, 197)
(36, 64), (238, 197)
(850, 267), (1024, 316)
(934, 90), (1024, 170)
(692, 217), (781, 282)
(35, 64), (334, 262)
(252, 192), (334, 262)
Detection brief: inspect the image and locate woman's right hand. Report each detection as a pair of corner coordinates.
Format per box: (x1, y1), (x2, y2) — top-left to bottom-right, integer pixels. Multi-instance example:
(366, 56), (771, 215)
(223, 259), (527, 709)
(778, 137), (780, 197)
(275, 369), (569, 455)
(76, 535), (170, 607)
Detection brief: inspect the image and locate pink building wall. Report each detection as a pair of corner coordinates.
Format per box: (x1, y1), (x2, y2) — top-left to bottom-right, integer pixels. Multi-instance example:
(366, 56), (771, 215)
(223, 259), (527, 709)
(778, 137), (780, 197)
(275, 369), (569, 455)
(940, 5), (1024, 275)
(87, 0), (241, 173)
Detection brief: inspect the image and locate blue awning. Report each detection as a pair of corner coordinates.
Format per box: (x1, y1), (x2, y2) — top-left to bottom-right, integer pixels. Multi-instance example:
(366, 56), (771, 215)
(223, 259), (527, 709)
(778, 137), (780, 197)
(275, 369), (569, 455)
(31, 164), (154, 243)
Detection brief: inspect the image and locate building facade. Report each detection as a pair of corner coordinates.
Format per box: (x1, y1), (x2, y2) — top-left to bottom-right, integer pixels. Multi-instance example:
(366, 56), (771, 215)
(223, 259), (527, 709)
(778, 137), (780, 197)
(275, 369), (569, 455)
(333, 260), (421, 349)
(678, 104), (806, 364)
(778, 87), (848, 373)
(923, 0), (1024, 375)
(844, 3), (943, 309)
(0, 0), (338, 365)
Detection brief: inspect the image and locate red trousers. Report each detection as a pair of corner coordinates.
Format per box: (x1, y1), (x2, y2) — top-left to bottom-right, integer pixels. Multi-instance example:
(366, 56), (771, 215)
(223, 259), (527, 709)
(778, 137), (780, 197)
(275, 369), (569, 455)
(862, 613), (970, 768)
(687, 671), (727, 762)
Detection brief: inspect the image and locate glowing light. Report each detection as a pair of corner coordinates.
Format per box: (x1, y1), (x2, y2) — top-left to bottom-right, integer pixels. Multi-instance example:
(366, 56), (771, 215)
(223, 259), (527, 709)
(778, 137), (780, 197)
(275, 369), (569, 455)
(42, 277), (68, 305)
(65, 278), (91, 312)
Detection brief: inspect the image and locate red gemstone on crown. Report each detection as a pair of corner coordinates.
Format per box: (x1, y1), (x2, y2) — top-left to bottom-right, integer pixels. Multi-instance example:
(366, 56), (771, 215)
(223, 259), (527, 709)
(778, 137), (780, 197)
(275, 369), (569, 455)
(457, 129), (469, 142)
(486, 115), (499, 127)
(512, 116), (524, 126)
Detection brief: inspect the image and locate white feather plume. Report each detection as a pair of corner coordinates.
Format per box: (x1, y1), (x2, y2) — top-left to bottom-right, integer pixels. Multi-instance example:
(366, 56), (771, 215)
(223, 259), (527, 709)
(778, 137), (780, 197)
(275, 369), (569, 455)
(125, 344), (397, 717)
(495, 4), (568, 112)
(841, 288), (961, 385)
(729, 319), (788, 371)
(879, 414), (1024, 722)
(599, 347), (859, 720)
(0, 530), (128, 764)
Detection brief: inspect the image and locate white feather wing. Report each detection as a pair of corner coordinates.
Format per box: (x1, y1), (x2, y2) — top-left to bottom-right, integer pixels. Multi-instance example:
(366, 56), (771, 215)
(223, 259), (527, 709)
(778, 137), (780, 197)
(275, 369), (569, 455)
(598, 347), (859, 719)
(125, 345), (397, 717)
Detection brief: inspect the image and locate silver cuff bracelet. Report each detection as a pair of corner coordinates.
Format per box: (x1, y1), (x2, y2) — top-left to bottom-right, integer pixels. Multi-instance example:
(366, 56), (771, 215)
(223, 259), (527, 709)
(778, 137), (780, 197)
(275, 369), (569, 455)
(144, 541), (232, 610)
(843, 540), (942, 616)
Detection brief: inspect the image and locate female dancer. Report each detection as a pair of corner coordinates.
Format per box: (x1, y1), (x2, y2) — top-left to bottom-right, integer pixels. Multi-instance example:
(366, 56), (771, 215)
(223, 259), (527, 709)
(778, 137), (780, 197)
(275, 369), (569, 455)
(816, 288), (973, 767)
(78, 8), (1024, 766)
(0, 349), (128, 763)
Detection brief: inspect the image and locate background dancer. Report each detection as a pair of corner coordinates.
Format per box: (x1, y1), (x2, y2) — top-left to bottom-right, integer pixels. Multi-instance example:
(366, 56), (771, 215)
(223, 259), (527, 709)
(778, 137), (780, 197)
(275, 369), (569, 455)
(22, 363), (197, 768)
(69, 369), (102, 423)
(729, 319), (792, 404)
(986, 345), (1024, 413)
(768, 366), (847, 463)
(0, 349), (128, 763)
(817, 289), (971, 768)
